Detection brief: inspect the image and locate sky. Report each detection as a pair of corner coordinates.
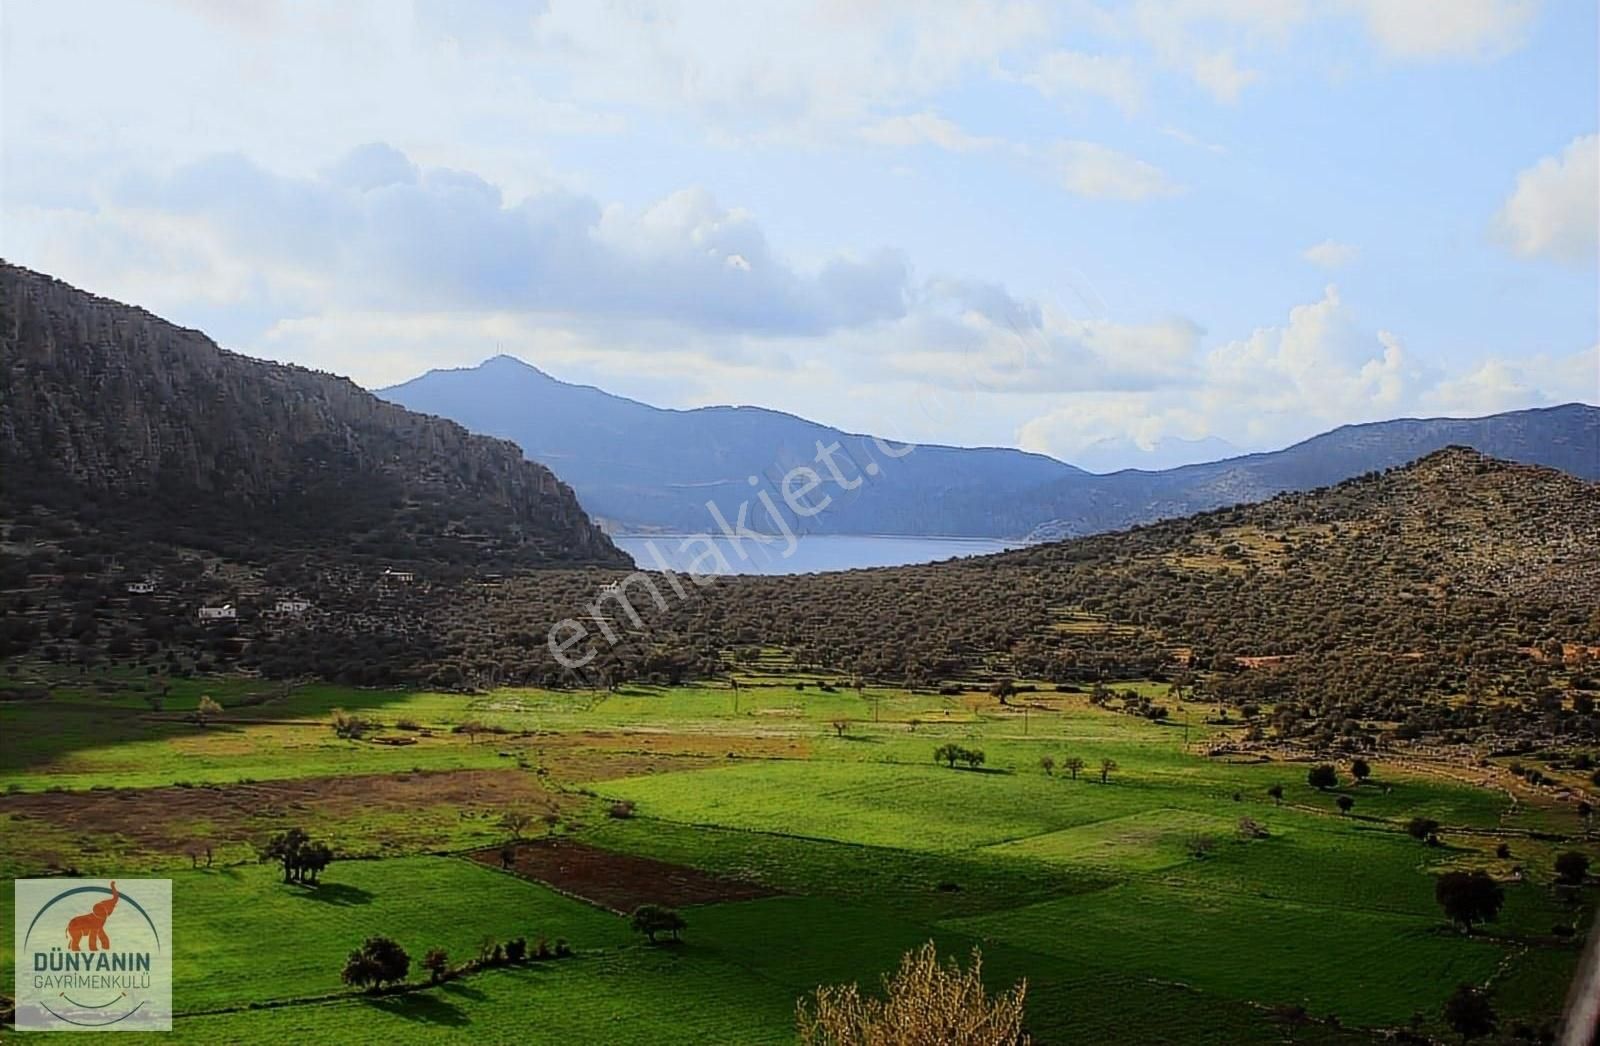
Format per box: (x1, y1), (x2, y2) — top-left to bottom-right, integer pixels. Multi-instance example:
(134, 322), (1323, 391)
(2, 0), (1596, 470)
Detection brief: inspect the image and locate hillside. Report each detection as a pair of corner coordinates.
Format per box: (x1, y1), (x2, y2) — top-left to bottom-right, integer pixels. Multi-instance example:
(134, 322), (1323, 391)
(380, 354), (1082, 536)
(0, 265), (628, 571)
(381, 355), (1599, 539)
(1019, 403), (1600, 539)
(654, 448), (1600, 743)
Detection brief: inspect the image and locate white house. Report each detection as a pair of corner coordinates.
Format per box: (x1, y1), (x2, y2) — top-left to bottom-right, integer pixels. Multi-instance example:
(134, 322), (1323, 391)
(126, 580), (157, 594)
(197, 604), (237, 621)
(274, 598), (312, 614)
(381, 568), (415, 584)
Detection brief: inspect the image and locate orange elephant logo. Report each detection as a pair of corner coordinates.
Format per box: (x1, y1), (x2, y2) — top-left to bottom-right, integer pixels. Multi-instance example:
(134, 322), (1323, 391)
(65, 880), (119, 951)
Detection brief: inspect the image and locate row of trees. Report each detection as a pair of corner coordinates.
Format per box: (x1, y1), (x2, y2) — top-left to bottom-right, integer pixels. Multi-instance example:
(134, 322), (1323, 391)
(1040, 755), (1119, 783)
(342, 930), (577, 992)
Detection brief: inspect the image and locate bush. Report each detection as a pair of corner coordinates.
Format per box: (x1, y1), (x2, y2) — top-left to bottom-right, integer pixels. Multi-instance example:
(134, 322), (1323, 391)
(422, 947), (449, 983)
(797, 942), (1026, 1046)
(331, 708), (380, 740)
(630, 904), (685, 943)
(1306, 764), (1338, 790)
(1554, 851), (1589, 886)
(1406, 817), (1441, 842)
(341, 936), (410, 991)
(1435, 870), (1504, 933)
(608, 800), (636, 819)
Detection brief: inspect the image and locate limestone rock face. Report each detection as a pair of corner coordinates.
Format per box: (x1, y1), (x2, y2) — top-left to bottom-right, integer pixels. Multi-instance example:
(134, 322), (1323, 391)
(0, 263), (630, 568)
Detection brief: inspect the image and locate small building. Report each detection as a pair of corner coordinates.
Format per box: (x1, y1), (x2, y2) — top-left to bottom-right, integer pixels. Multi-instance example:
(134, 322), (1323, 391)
(127, 580), (157, 595)
(274, 598), (311, 614)
(197, 604), (237, 622)
(599, 581), (621, 595)
(381, 568), (415, 584)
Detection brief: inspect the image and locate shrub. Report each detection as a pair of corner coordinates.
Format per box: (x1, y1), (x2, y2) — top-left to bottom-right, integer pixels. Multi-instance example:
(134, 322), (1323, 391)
(330, 708), (380, 740)
(1435, 870), (1505, 933)
(422, 947), (449, 983)
(630, 904), (685, 943)
(608, 800), (636, 819)
(1406, 817), (1441, 842)
(341, 936), (410, 991)
(796, 942), (1027, 1046)
(1442, 984), (1496, 1042)
(1555, 851), (1589, 886)
(1306, 764), (1338, 790)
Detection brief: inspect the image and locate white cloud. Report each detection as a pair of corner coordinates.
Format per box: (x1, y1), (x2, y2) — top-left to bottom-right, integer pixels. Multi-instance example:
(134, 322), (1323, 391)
(858, 112), (1001, 152)
(1493, 134), (1599, 266)
(71, 146), (912, 338)
(1422, 345), (1598, 415)
(1160, 126), (1228, 154)
(1302, 239), (1360, 268)
(1023, 50), (1145, 114)
(1348, 0), (1540, 60)
(1052, 141), (1182, 201)
(1189, 50), (1259, 103)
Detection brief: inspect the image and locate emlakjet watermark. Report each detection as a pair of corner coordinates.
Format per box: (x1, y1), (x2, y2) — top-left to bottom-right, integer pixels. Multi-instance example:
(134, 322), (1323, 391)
(547, 436), (914, 670)
(14, 878), (173, 1031)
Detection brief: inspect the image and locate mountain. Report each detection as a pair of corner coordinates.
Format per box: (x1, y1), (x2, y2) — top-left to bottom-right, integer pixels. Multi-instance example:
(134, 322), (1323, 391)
(1069, 433), (1240, 473)
(381, 354), (1599, 539)
(1018, 403), (1600, 539)
(381, 355), (1081, 536)
(0, 265), (628, 570)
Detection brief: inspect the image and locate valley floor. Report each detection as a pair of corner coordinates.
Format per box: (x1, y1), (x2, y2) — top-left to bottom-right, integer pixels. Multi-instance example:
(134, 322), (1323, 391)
(1, 669), (1593, 1043)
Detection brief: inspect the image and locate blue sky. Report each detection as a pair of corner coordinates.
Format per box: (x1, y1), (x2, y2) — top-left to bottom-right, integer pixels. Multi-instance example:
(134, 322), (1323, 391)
(2, 0), (1595, 469)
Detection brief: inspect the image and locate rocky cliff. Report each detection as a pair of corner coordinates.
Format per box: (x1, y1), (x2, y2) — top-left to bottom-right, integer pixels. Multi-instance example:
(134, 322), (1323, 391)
(0, 263), (630, 569)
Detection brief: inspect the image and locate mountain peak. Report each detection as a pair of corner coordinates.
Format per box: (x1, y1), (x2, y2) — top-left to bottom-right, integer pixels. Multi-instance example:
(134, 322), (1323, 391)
(480, 354), (552, 378)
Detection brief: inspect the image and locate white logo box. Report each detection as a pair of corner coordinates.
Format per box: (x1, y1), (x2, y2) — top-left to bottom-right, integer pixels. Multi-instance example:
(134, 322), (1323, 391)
(14, 879), (173, 1032)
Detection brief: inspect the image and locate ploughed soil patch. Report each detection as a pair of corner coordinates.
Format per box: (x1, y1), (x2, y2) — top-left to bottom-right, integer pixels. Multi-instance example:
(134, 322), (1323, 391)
(1, 769), (574, 863)
(471, 837), (778, 913)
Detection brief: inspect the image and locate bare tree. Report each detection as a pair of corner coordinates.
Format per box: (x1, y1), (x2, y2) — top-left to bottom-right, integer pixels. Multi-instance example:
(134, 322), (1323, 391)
(797, 941), (1028, 1045)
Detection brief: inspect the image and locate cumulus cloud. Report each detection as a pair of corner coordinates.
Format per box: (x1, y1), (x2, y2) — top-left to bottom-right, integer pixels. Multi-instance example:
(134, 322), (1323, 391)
(1493, 134), (1599, 266)
(1422, 344), (1598, 415)
(1302, 239), (1360, 268)
(106, 144), (910, 337)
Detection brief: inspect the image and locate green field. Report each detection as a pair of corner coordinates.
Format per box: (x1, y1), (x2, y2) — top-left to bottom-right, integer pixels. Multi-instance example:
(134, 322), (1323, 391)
(2, 671), (1593, 1042)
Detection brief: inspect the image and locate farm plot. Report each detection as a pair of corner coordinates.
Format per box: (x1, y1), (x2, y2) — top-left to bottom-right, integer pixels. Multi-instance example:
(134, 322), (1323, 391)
(468, 838), (778, 912)
(946, 879), (1511, 1027)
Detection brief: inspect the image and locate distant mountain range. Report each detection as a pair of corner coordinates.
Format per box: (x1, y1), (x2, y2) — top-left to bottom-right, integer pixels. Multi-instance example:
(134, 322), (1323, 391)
(0, 266), (627, 569)
(382, 355), (1599, 539)
(382, 355), (1080, 537)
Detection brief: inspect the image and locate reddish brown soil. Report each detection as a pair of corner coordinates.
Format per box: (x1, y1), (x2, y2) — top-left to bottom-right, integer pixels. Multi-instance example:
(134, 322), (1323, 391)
(1, 769), (573, 860)
(470, 837), (777, 913)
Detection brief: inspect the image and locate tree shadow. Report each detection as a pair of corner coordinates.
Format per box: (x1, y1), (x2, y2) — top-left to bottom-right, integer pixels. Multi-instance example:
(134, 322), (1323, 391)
(439, 980), (487, 1001)
(288, 881), (374, 906)
(362, 991), (470, 1027)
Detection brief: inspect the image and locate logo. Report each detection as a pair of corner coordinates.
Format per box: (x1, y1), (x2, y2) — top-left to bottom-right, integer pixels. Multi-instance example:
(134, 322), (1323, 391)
(14, 878), (172, 1031)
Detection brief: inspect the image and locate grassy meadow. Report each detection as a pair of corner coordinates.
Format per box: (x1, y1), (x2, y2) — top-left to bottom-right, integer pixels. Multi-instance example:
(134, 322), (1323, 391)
(1, 666), (1593, 1042)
